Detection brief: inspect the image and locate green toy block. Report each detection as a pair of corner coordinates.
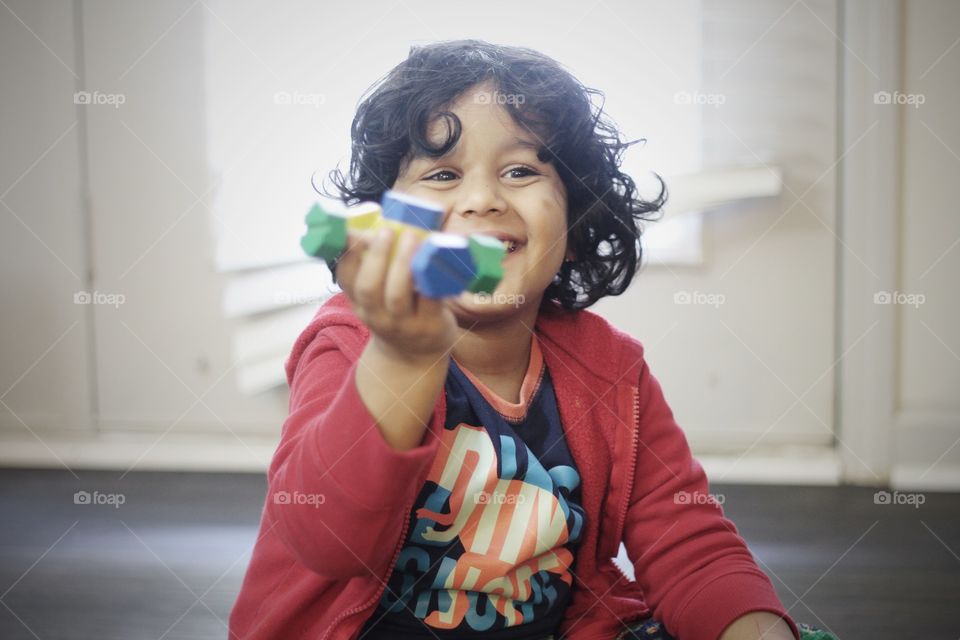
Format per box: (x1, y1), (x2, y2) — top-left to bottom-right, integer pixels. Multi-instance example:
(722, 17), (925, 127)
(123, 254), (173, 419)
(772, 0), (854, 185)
(466, 234), (506, 294)
(300, 203), (347, 260)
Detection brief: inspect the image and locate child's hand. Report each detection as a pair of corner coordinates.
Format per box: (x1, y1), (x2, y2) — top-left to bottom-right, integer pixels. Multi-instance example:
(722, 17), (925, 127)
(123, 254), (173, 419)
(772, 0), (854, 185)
(335, 225), (458, 363)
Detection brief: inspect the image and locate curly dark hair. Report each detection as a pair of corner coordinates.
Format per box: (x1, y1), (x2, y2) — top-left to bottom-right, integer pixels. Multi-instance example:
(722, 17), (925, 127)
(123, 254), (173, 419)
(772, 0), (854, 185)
(321, 39), (666, 311)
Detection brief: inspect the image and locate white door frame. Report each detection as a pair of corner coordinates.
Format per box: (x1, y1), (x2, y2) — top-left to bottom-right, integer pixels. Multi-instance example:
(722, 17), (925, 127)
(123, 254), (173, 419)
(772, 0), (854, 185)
(838, 0), (960, 491)
(837, 0), (901, 486)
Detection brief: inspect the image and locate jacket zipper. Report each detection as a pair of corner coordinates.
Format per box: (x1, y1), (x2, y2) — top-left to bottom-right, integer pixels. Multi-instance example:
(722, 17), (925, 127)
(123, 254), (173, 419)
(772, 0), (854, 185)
(613, 384), (641, 563)
(607, 384), (648, 627)
(320, 483), (419, 640)
(560, 383), (644, 640)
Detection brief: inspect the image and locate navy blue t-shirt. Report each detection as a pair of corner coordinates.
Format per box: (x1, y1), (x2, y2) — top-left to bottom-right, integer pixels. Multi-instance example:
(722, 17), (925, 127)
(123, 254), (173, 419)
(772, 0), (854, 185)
(358, 334), (586, 639)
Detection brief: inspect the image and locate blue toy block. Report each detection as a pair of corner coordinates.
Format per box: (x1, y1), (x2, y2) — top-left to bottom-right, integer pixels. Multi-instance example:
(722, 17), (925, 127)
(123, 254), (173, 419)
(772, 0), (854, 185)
(380, 189), (444, 231)
(411, 233), (478, 298)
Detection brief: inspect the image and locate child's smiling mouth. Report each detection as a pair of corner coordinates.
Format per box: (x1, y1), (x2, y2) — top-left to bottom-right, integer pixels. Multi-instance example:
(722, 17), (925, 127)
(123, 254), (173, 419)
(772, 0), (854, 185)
(504, 239), (525, 254)
(480, 231), (526, 255)
(500, 239), (527, 264)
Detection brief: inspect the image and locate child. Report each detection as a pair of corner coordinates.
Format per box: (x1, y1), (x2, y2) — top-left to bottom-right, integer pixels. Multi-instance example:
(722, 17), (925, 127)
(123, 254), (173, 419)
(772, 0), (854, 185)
(230, 40), (810, 640)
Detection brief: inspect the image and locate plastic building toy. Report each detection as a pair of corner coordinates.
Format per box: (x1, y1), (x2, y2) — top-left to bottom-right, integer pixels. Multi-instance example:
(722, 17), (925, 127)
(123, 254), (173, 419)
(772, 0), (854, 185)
(300, 190), (505, 298)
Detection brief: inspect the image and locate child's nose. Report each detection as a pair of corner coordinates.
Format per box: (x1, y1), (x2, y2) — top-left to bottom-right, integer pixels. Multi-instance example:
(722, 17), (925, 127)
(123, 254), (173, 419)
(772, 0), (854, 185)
(452, 179), (508, 219)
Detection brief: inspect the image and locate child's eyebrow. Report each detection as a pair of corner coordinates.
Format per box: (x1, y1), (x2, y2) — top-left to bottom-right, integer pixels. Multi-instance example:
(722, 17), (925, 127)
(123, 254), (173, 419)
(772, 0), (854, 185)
(409, 137), (543, 164)
(502, 138), (541, 153)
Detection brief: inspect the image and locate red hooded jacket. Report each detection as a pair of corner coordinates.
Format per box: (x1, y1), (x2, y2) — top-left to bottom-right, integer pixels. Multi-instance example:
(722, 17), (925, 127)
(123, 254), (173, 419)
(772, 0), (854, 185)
(229, 292), (800, 640)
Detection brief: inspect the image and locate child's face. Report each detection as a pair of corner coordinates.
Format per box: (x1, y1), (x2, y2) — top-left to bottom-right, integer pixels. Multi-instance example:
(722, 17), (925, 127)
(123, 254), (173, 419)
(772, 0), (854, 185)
(393, 81), (571, 320)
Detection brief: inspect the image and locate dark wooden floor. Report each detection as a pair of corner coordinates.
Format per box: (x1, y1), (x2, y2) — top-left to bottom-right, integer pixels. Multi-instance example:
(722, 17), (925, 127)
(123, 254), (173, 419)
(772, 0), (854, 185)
(0, 469), (957, 639)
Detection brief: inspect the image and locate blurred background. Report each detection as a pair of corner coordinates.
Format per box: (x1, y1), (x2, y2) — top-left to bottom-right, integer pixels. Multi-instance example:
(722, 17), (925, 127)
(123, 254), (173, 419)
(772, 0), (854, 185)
(1, 1), (958, 639)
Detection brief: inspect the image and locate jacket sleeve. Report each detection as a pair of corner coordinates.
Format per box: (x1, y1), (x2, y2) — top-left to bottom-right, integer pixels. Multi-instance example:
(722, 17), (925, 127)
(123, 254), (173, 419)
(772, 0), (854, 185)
(263, 330), (443, 579)
(622, 358), (801, 640)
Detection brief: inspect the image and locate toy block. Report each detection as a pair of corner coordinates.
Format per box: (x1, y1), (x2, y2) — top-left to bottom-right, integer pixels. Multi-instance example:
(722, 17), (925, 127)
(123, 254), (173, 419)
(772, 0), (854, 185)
(380, 189), (444, 230)
(301, 203), (346, 260)
(301, 202), (390, 261)
(411, 233), (477, 298)
(300, 191), (507, 299)
(466, 234), (505, 293)
(375, 217), (433, 243)
(345, 202), (382, 232)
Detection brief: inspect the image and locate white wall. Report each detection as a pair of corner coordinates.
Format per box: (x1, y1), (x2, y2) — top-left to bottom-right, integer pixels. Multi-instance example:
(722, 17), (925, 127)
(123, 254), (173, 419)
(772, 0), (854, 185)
(0, 1), (94, 435)
(80, 1), (288, 439)
(1, 1), (282, 471)
(597, 0), (840, 456)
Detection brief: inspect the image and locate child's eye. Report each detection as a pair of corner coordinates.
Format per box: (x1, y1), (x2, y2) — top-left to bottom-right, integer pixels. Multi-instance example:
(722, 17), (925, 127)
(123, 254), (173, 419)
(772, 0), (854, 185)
(424, 170), (458, 182)
(505, 166), (540, 179)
